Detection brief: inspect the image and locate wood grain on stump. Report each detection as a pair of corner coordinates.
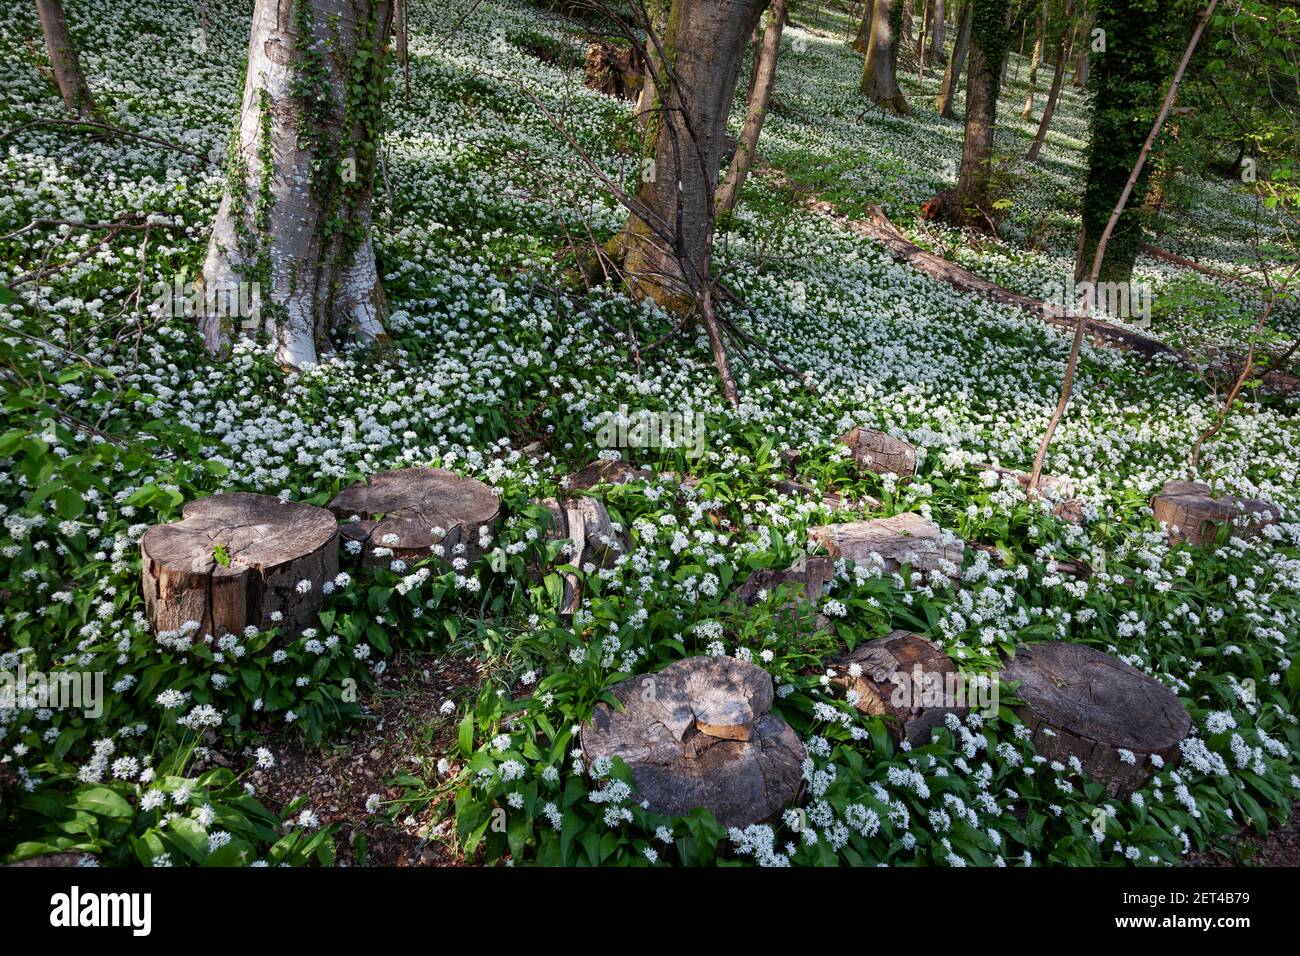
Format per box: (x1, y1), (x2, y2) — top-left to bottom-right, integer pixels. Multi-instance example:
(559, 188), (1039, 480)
(830, 631), (966, 745)
(141, 493), (337, 639)
(580, 656), (806, 828)
(328, 467), (501, 567)
(809, 513), (964, 579)
(840, 427), (917, 478)
(1000, 642), (1191, 797)
(1150, 480), (1280, 547)
(538, 496), (627, 615)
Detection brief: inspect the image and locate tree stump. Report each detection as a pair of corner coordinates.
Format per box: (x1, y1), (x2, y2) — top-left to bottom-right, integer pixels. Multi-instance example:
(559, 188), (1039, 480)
(537, 496), (627, 615)
(829, 631), (968, 745)
(840, 427), (917, 478)
(732, 555), (835, 609)
(580, 656), (806, 828)
(328, 467), (501, 568)
(1150, 480), (1280, 547)
(1000, 642), (1191, 797)
(141, 493), (337, 640)
(809, 513), (964, 579)
(974, 463), (1085, 525)
(583, 40), (642, 99)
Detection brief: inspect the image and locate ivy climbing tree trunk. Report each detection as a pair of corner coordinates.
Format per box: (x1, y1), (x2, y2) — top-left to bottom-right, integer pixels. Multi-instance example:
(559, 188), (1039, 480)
(35, 0), (96, 118)
(1073, 0), (1174, 284)
(716, 0), (786, 218)
(935, 0), (972, 117)
(927, 0), (1009, 227)
(200, 0), (394, 367)
(861, 0), (909, 114)
(617, 0), (766, 342)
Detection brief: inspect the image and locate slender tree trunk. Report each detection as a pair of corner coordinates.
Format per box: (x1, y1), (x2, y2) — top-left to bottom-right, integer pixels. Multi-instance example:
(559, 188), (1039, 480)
(853, 0), (876, 52)
(717, 0), (786, 218)
(928, 0), (947, 65)
(619, 0), (767, 316)
(1026, 0), (1072, 161)
(396, 0), (409, 104)
(1028, 0), (1219, 496)
(35, 0), (96, 119)
(945, 0), (1009, 226)
(1072, 11), (1093, 87)
(200, 0), (394, 367)
(861, 0), (909, 113)
(1020, 0), (1047, 118)
(935, 0), (972, 117)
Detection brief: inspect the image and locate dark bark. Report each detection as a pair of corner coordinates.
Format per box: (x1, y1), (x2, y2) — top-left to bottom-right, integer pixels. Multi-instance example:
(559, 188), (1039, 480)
(935, 0), (972, 117)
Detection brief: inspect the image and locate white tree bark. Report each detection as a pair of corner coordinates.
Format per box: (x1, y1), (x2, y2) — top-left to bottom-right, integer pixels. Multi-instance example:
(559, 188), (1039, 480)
(200, 0), (392, 367)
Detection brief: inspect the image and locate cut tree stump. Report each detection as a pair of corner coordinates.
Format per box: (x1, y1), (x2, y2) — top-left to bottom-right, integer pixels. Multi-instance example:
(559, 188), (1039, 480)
(141, 493), (338, 639)
(565, 459), (652, 492)
(581, 656), (806, 828)
(537, 496), (627, 614)
(840, 427), (917, 478)
(830, 631), (967, 744)
(1150, 481), (1281, 547)
(328, 467), (501, 567)
(584, 40), (642, 99)
(732, 555), (835, 611)
(809, 513), (964, 579)
(1000, 642), (1191, 798)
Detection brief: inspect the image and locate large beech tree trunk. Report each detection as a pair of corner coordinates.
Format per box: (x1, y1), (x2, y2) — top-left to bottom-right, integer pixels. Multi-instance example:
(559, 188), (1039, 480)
(200, 0), (393, 367)
(716, 0), (786, 218)
(35, 0), (96, 118)
(934, 0), (971, 117)
(860, 0), (909, 113)
(619, 0), (767, 315)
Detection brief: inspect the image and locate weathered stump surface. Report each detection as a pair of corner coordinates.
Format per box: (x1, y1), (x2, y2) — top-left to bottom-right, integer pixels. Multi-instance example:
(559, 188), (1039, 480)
(328, 467), (501, 567)
(732, 555), (835, 609)
(580, 656), (806, 828)
(809, 513), (964, 579)
(141, 493), (337, 639)
(840, 427), (917, 478)
(1001, 642), (1191, 798)
(566, 459), (652, 492)
(538, 496), (627, 614)
(831, 631), (966, 744)
(584, 41), (642, 99)
(1150, 480), (1280, 547)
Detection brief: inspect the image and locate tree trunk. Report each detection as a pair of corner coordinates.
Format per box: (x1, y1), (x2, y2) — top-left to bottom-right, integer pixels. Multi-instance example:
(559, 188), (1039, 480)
(635, 1), (669, 125)
(619, 0), (766, 314)
(860, 0), (909, 113)
(935, 0), (972, 117)
(947, 0), (1010, 227)
(717, 0), (786, 218)
(1026, 0), (1072, 161)
(928, 0), (947, 65)
(1020, 0), (1047, 118)
(35, 0), (96, 118)
(853, 0), (875, 52)
(200, 0), (394, 368)
(1072, 11), (1093, 87)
